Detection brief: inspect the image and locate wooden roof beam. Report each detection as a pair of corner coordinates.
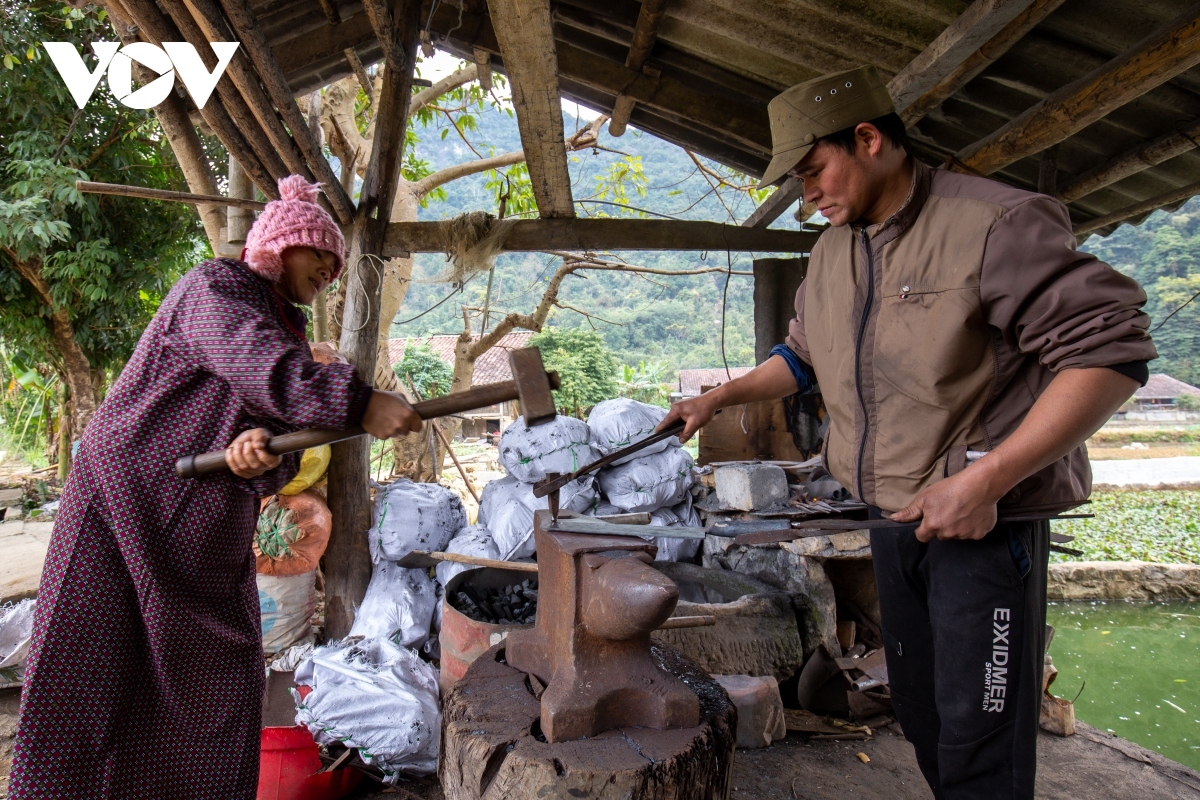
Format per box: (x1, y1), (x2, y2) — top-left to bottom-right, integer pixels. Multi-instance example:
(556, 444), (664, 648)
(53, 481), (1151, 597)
(217, 0), (358, 224)
(1058, 116), (1200, 203)
(610, 0), (669, 137)
(487, 0), (575, 218)
(894, 0), (1066, 125)
(1074, 177), (1200, 236)
(742, 176), (804, 228)
(889, 0), (1039, 115)
(119, 0), (281, 199)
(382, 218), (817, 256)
(950, 5), (1200, 177)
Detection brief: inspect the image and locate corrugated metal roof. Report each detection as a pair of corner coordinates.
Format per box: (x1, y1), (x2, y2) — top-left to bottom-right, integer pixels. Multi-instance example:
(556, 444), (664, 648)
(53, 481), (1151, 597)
(256, 0), (1200, 238)
(1136, 373), (1200, 400)
(388, 331), (535, 384)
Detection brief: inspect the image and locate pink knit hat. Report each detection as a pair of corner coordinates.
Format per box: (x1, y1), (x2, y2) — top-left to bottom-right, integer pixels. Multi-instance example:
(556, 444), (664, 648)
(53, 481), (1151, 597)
(243, 175), (346, 282)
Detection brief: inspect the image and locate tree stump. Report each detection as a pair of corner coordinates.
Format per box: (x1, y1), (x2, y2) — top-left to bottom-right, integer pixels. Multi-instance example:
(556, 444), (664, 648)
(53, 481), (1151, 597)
(440, 642), (737, 800)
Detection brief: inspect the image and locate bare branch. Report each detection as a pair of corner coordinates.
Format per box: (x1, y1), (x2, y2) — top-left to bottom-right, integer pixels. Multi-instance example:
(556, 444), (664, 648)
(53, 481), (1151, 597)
(414, 149), (527, 195)
(409, 64), (479, 117)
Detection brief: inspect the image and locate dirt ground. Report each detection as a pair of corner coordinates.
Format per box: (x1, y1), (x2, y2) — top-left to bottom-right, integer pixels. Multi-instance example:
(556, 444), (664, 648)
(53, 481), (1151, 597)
(1, 684), (1197, 799)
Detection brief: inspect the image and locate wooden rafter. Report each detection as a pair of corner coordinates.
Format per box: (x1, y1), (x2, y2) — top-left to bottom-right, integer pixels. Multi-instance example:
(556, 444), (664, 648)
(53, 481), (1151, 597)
(742, 176), (804, 229)
(950, 5), (1200, 176)
(325, 0), (422, 642)
(382, 218), (817, 256)
(1058, 116), (1200, 203)
(1075, 178), (1200, 236)
(162, 0), (315, 183)
(217, 0), (358, 224)
(119, 0), (280, 198)
(487, 0), (576, 218)
(609, 0), (669, 137)
(888, 0), (1037, 114)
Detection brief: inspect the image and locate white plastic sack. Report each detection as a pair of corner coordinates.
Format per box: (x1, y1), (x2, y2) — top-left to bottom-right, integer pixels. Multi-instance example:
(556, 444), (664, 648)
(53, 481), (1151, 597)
(350, 560), (437, 650)
(478, 476), (536, 560)
(515, 476), (598, 516)
(258, 571), (316, 654)
(498, 415), (598, 483)
(597, 447), (695, 513)
(436, 525), (500, 587)
(648, 496), (702, 562)
(0, 599), (35, 685)
(294, 637), (440, 780)
(588, 398), (679, 465)
(369, 479), (466, 563)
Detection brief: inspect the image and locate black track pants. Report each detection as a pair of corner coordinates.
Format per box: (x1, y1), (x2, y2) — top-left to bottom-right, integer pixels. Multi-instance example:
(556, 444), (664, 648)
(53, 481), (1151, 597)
(869, 520), (1049, 800)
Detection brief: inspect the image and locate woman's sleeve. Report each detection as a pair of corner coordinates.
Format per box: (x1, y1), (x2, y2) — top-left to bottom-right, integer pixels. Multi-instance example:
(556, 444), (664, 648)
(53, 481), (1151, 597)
(168, 263), (373, 430)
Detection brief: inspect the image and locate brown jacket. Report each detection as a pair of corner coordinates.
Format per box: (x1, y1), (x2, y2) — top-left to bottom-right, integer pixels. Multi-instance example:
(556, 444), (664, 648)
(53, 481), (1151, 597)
(786, 160), (1156, 513)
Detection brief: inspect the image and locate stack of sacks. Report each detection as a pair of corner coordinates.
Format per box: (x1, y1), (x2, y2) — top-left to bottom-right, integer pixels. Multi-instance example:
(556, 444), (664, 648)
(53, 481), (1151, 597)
(588, 398), (699, 562)
(478, 416), (600, 559)
(351, 479), (466, 649)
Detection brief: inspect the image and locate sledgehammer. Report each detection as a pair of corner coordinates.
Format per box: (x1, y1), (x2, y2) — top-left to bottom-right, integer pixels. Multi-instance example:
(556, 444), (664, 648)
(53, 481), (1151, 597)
(175, 347), (559, 479)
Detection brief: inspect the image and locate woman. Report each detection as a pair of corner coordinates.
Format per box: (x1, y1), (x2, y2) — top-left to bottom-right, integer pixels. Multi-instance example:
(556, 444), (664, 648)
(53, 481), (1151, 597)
(9, 175), (420, 799)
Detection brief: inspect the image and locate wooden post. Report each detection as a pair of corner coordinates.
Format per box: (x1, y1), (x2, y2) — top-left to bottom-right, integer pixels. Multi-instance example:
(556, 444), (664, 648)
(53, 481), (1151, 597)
(1038, 144), (1058, 196)
(753, 257), (807, 365)
(227, 158), (253, 249)
(487, 0), (576, 217)
(324, 0), (422, 641)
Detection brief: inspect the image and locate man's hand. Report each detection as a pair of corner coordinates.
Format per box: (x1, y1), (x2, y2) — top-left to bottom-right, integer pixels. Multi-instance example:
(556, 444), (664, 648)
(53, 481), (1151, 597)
(227, 428), (282, 479)
(890, 466), (999, 543)
(658, 392), (720, 443)
(362, 390), (423, 440)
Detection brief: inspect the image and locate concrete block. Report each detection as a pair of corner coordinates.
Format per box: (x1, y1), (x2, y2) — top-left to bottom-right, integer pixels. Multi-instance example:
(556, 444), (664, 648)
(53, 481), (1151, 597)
(712, 674), (787, 748)
(714, 463), (789, 511)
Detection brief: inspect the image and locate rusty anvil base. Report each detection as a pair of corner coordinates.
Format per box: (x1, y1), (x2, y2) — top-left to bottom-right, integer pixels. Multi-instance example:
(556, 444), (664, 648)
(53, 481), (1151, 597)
(506, 511), (700, 743)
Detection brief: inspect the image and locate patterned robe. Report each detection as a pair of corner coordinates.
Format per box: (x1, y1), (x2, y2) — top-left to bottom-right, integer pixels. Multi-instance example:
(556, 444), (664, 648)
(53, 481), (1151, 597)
(9, 258), (371, 799)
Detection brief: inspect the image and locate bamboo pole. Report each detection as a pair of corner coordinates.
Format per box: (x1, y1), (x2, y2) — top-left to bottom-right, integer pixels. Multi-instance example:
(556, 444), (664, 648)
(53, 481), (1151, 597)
(76, 180), (268, 211)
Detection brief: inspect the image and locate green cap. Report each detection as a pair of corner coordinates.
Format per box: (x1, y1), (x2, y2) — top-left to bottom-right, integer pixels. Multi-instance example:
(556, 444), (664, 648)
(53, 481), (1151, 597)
(758, 65), (895, 188)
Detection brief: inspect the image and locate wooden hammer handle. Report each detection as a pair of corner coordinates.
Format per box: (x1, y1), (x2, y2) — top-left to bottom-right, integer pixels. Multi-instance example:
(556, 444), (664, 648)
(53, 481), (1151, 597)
(175, 373), (559, 479)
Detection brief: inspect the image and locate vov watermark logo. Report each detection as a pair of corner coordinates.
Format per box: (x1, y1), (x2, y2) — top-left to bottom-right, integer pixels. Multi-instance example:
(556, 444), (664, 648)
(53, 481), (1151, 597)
(42, 41), (239, 110)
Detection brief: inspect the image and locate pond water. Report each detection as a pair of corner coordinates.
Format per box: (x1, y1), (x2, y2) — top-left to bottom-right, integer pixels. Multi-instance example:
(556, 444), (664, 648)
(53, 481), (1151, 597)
(1046, 600), (1200, 770)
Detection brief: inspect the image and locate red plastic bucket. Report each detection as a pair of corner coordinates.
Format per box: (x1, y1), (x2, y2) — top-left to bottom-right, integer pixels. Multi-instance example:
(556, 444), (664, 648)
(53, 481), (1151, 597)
(257, 725), (361, 800)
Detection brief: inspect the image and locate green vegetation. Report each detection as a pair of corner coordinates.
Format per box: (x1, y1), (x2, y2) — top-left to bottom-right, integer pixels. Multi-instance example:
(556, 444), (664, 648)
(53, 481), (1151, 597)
(1083, 198), (1200, 385)
(395, 343), (453, 398)
(1089, 426), (1200, 446)
(0, 1), (206, 462)
(530, 328), (618, 417)
(1051, 490), (1200, 564)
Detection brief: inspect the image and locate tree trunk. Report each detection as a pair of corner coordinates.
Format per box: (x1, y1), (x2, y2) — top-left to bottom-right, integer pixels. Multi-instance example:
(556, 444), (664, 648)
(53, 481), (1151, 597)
(57, 387), (72, 482)
(441, 642), (736, 800)
(11, 258), (98, 435)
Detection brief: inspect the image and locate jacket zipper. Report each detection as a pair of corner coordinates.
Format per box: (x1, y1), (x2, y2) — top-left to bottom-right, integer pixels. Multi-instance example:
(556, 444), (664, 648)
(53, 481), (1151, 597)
(854, 228), (875, 500)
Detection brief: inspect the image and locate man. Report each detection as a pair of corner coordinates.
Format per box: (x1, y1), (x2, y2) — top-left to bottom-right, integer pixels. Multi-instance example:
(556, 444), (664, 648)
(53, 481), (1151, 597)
(661, 65), (1155, 798)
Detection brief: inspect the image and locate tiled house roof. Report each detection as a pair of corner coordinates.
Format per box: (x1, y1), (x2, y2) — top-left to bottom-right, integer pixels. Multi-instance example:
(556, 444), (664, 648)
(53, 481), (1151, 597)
(387, 331), (536, 384)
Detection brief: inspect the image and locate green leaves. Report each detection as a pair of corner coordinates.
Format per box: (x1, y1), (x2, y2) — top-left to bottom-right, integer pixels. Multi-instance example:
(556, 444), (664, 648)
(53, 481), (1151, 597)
(1051, 490), (1200, 564)
(530, 328), (618, 418)
(395, 343), (453, 399)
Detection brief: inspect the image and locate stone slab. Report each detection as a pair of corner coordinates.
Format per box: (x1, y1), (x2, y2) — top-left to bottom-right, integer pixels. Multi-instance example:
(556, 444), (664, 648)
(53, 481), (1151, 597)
(0, 520), (51, 604)
(1048, 561), (1200, 601)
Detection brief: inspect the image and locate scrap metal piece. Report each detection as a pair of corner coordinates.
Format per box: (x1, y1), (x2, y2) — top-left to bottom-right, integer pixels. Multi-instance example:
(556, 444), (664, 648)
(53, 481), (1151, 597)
(506, 511), (700, 743)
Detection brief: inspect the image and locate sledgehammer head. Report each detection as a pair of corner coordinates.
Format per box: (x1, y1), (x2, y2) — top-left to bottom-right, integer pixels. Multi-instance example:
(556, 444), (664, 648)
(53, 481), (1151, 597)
(509, 347), (560, 426)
